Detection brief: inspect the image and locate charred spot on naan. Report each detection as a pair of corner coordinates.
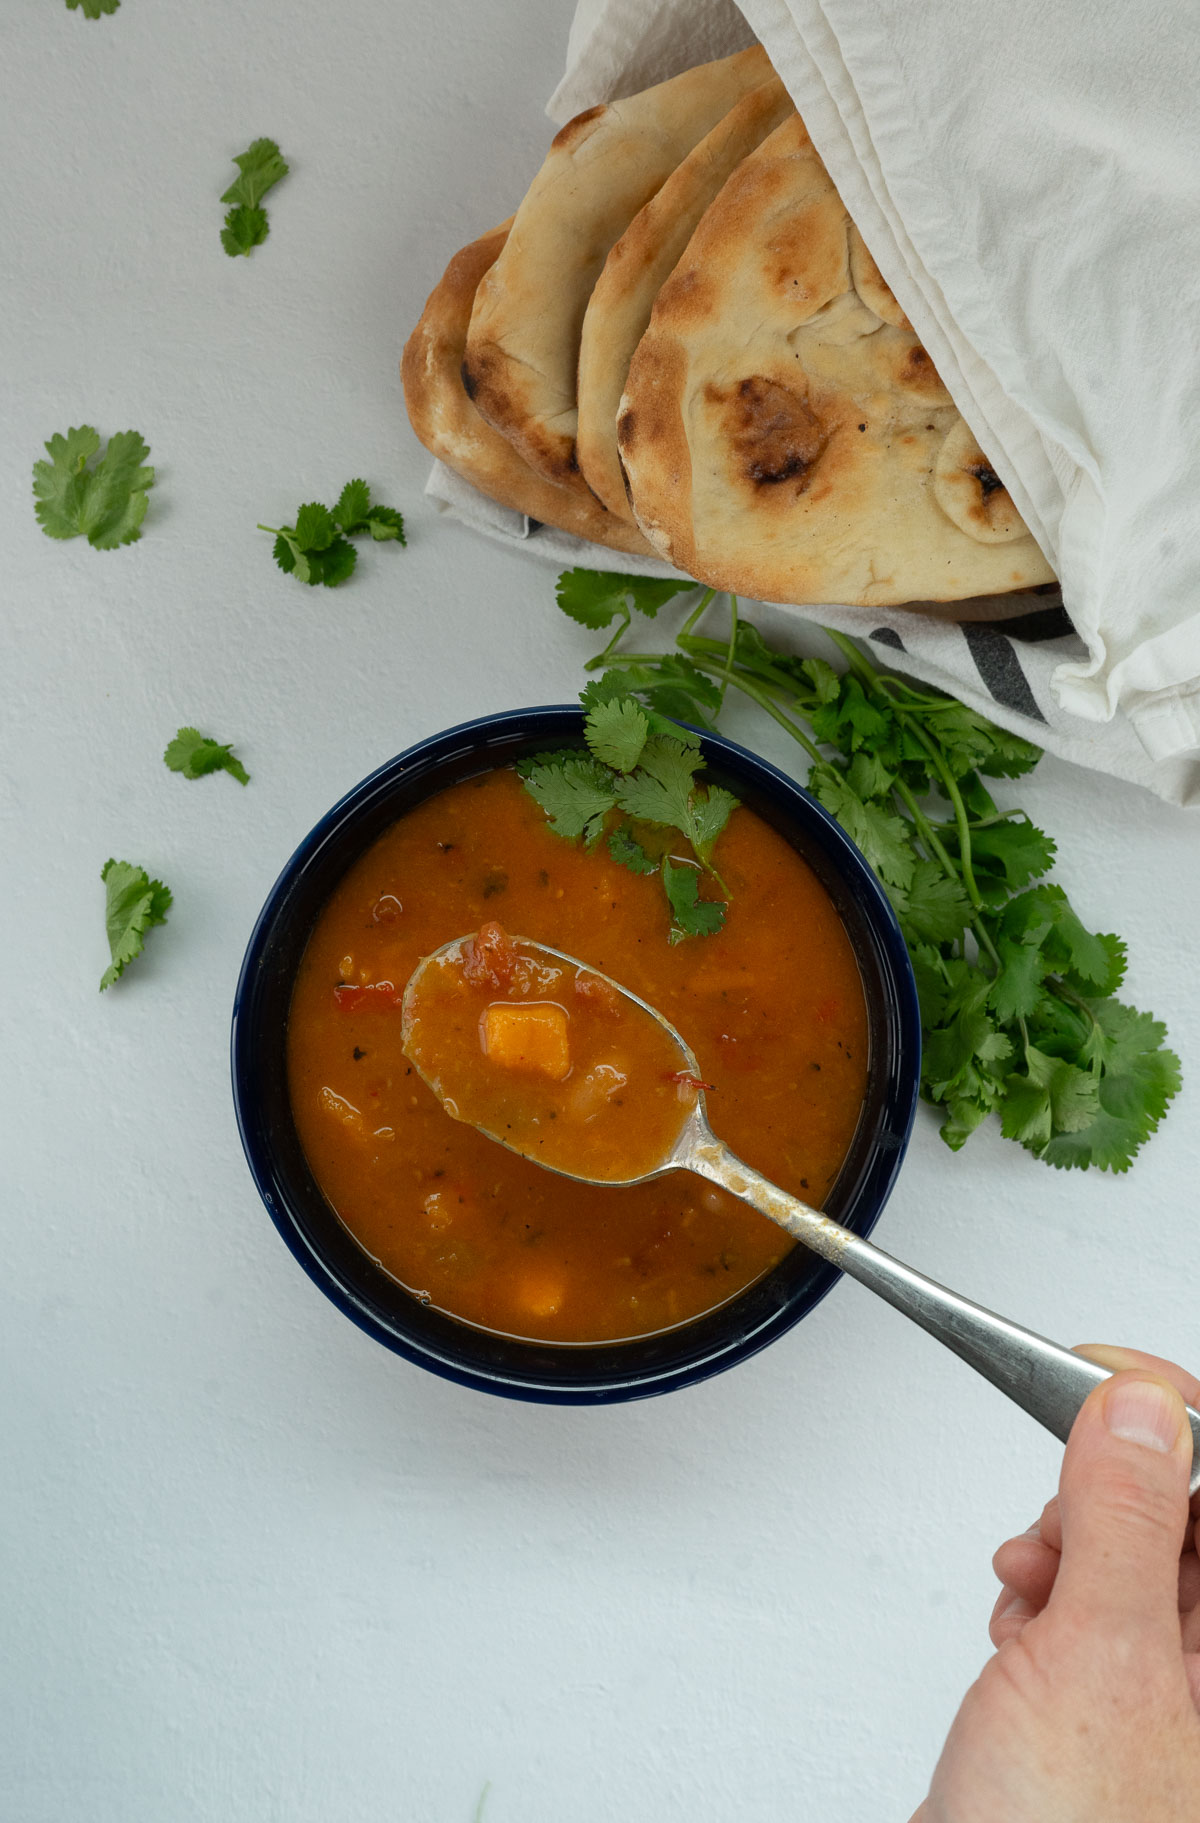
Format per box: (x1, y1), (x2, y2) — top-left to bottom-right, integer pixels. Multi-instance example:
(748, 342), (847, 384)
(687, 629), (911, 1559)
(709, 374), (834, 494)
(462, 341), (581, 483)
(933, 419), (1029, 544)
(893, 340), (953, 406)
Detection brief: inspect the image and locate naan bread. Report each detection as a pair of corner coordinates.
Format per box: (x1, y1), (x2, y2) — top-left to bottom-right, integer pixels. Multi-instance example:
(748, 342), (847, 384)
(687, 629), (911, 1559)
(577, 75), (795, 523)
(402, 224), (655, 559)
(618, 115), (1056, 605)
(463, 46), (773, 488)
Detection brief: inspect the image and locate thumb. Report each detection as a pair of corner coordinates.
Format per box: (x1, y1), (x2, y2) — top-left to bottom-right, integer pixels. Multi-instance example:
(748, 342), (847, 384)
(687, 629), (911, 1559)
(1050, 1369), (1193, 1642)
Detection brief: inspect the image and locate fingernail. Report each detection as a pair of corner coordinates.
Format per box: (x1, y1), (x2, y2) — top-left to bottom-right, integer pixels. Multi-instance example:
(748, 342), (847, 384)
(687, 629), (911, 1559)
(995, 1592), (1034, 1623)
(1104, 1377), (1185, 1453)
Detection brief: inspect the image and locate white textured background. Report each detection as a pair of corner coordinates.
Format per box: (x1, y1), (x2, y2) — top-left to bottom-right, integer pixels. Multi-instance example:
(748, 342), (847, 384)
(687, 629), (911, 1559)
(2, 4), (1197, 1820)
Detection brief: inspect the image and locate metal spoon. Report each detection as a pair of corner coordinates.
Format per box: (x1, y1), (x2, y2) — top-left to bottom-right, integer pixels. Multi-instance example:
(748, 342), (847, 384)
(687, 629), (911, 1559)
(404, 935), (1200, 1491)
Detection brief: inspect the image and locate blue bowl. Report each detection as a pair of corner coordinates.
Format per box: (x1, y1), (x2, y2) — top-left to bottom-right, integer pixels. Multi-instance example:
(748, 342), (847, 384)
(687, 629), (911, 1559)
(232, 706), (920, 1404)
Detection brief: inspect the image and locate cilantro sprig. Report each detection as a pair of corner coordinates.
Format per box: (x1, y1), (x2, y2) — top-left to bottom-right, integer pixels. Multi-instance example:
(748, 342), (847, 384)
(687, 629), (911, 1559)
(545, 568), (1181, 1173)
(100, 860), (172, 990)
(258, 480), (406, 587)
(220, 138), (289, 258)
(518, 693), (737, 944)
(164, 727), (249, 785)
(33, 426), (154, 549)
(67, 0), (120, 16)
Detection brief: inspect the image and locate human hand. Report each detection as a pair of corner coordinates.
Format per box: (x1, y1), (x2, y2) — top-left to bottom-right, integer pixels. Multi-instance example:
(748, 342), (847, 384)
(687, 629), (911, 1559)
(910, 1347), (1200, 1822)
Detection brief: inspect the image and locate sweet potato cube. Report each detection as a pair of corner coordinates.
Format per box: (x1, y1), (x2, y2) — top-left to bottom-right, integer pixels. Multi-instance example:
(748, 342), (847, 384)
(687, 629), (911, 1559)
(482, 1001), (571, 1081)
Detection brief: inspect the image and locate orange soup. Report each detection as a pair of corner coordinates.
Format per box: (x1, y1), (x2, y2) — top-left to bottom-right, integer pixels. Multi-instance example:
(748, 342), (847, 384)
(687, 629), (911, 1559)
(286, 765), (869, 1343)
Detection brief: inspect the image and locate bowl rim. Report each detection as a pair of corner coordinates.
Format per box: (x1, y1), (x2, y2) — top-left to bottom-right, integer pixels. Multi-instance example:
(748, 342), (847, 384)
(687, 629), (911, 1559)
(232, 704), (921, 1404)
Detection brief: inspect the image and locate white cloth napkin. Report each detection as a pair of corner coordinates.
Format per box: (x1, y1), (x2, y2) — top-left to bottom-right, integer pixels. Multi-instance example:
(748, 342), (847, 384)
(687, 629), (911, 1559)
(426, 0), (1200, 806)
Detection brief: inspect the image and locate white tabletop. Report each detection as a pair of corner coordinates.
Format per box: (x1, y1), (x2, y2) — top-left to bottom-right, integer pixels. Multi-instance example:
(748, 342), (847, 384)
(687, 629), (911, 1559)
(3, 4), (1197, 1819)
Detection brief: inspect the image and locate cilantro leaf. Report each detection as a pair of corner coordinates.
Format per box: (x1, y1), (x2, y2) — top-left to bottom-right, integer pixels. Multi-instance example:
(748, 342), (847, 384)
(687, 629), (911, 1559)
(33, 426), (154, 549)
(615, 736), (705, 838)
(811, 768), (915, 890)
(100, 860), (172, 990)
(221, 138), (289, 211)
(272, 532), (300, 577)
(988, 935), (1048, 1023)
(926, 701), (1043, 781)
(967, 818), (1056, 888)
(517, 753), (617, 844)
(220, 206), (269, 257)
(613, 735), (739, 863)
(555, 569), (696, 630)
(1001, 885), (1125, 995)
(662, 859), (727, 944)
(1007, 1003), (1180, 1173)
(67, 0), (120, 15)
(293, 502), (337, 553)
(365, 507), (406, 543)
(585, 697), (650, 773)
(845, 750), (896, 801)
(164, 727), (250, 786)
(809, 677), (889, 753)
(334, 479), (372, 530)
(799, 657), (841, 704)
(306, 538), (357, 587)
(887, 860), (972, 945)
(689, 785), (738, 860)
(608, 824), (659, 876)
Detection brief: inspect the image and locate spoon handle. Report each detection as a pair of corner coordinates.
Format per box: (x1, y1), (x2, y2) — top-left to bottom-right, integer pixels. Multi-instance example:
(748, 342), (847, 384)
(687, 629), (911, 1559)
(685, 1137), (1200, 1494)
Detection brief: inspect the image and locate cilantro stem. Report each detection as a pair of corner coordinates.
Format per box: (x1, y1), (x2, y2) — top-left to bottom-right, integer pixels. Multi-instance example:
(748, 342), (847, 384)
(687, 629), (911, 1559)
(717, 594), (739, 713)
(824, 622), (989, 914)
(904, 720), (986, 911)
(678, 587), (717, 640)
(596, 606), (633, 665)
(928, 810), (1026, 832)
(893, 778), (1003, 972)
(607, 646), (827, 766)
(821, 626), (880, 690)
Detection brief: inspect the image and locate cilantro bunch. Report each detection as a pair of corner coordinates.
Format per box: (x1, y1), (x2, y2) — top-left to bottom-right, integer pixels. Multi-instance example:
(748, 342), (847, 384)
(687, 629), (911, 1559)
(258, 479), (405, 587)
(543, 568), (1181, 1174)
(519, 696), (737, 943)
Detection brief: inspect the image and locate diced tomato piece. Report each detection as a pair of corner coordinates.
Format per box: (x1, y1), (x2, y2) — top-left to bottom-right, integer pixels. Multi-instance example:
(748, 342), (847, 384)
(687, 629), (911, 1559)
(333, 981), (401, 1011)
(462, 920), (517, 990)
